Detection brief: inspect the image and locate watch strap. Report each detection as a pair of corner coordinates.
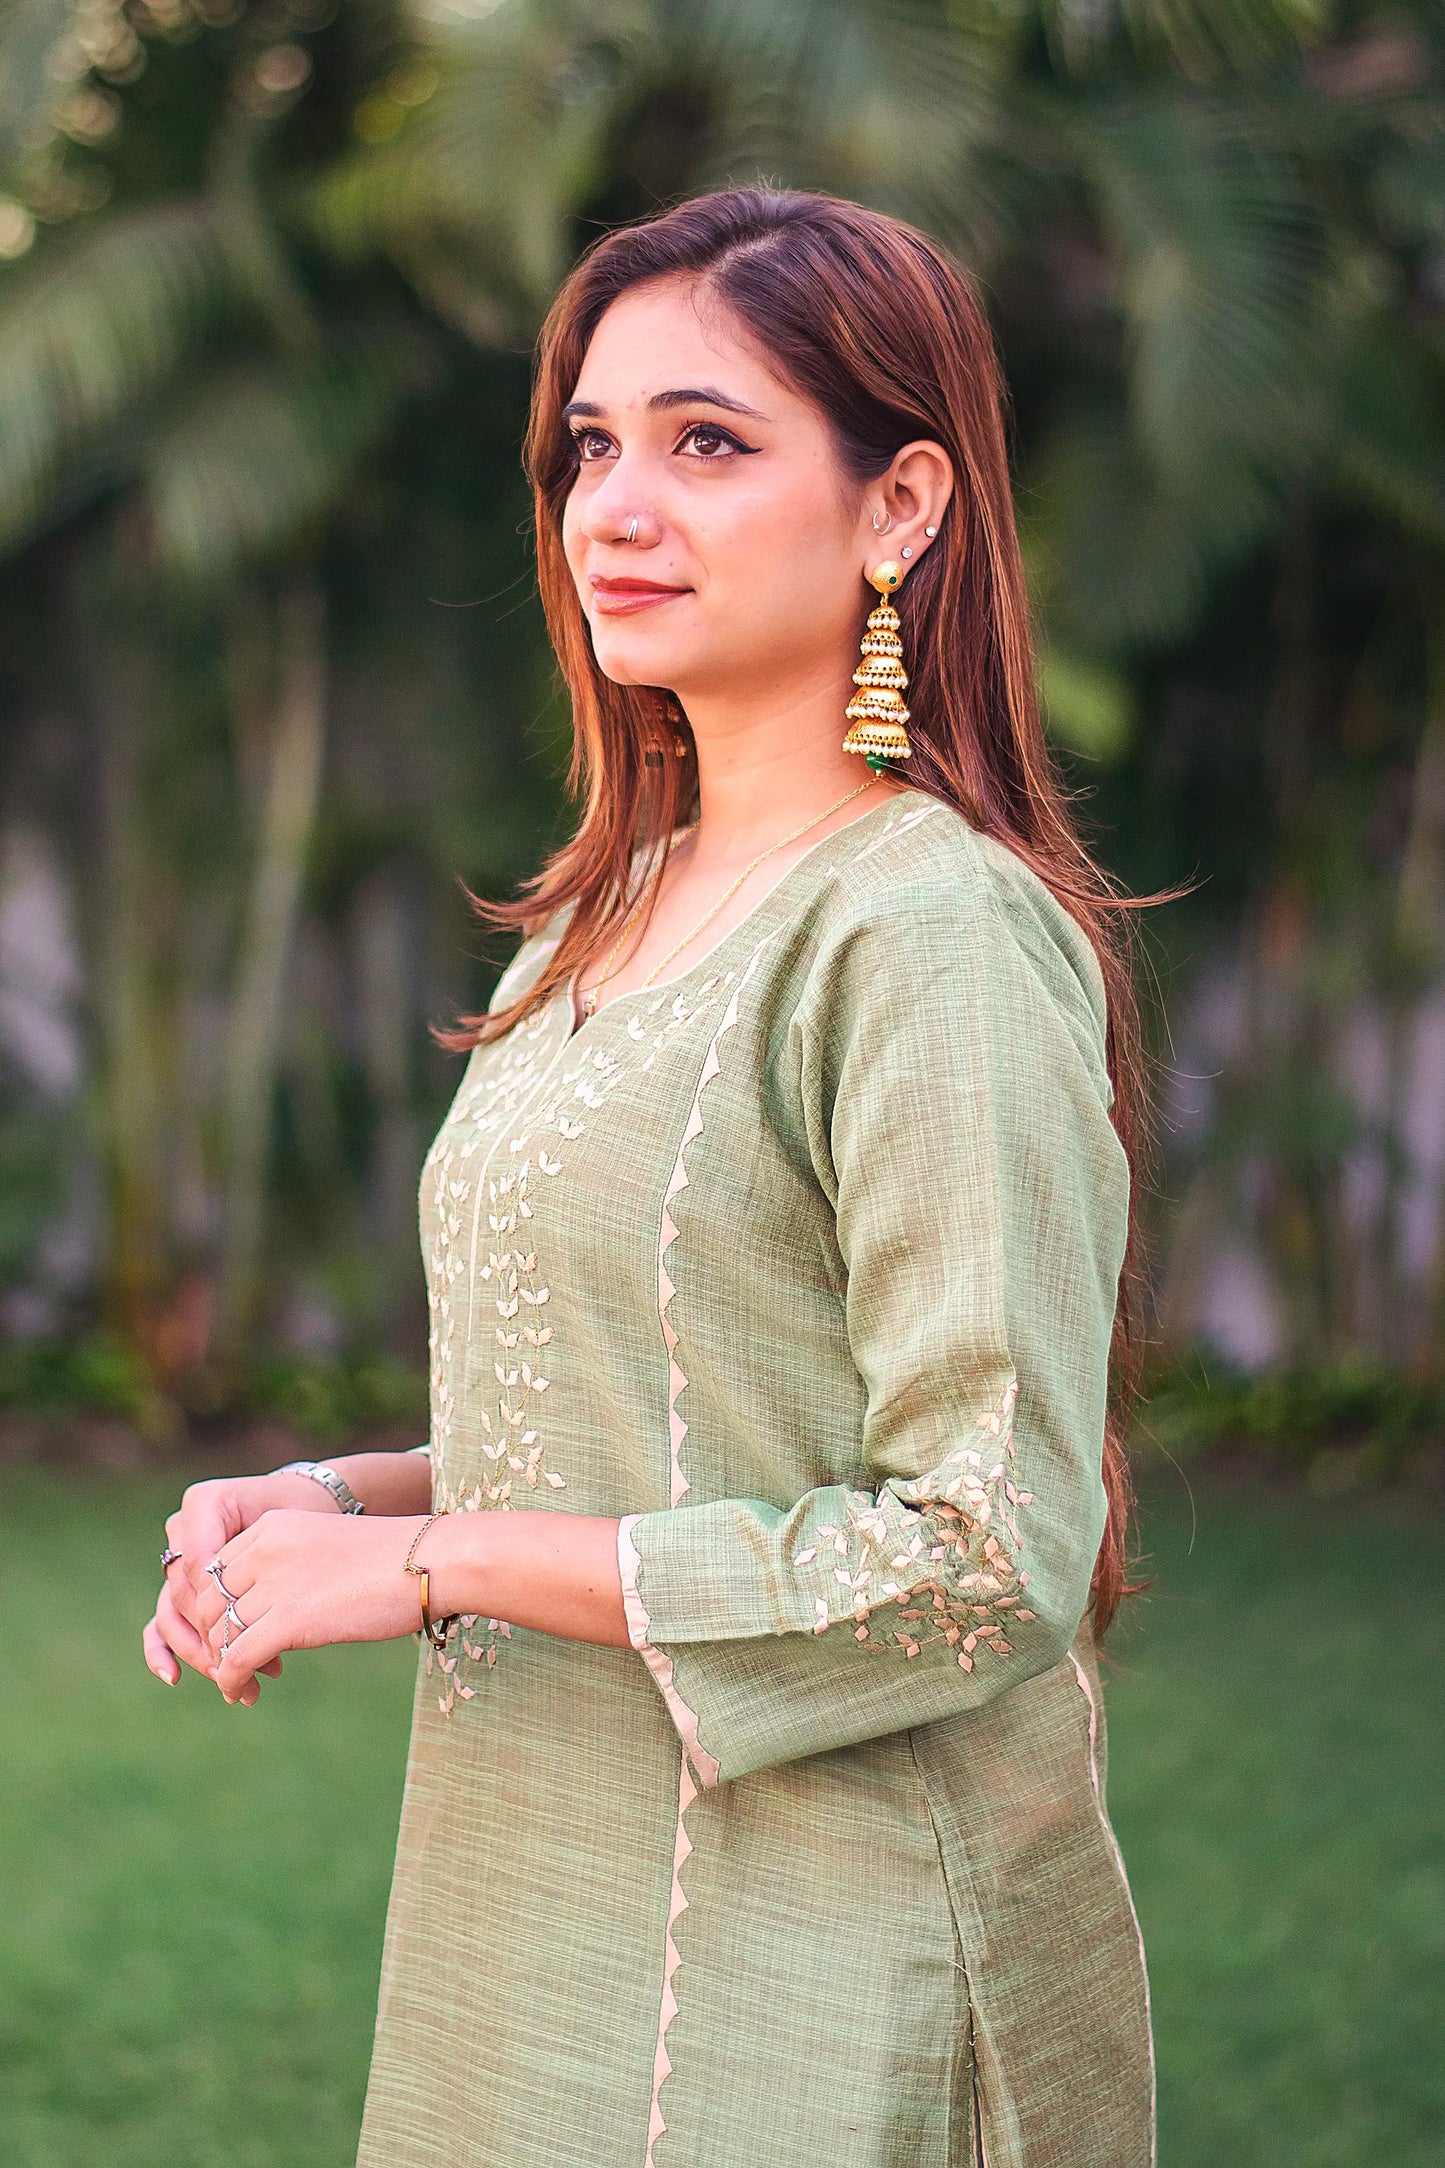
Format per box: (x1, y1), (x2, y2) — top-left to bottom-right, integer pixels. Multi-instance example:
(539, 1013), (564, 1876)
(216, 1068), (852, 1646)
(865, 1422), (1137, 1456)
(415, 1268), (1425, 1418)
(274, 1460), (365, 1514)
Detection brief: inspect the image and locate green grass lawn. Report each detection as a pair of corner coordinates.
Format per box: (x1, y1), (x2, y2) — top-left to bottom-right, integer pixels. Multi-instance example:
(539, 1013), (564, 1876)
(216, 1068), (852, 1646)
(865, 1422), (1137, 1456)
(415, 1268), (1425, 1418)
(1108, 1467), (1445, 2168)
(0, 1464), (1440, 2166)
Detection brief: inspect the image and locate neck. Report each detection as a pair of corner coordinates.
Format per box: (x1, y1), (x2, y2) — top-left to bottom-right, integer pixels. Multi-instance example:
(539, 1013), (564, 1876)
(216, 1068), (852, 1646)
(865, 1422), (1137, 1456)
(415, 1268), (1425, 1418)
(678, 656), (902, 863)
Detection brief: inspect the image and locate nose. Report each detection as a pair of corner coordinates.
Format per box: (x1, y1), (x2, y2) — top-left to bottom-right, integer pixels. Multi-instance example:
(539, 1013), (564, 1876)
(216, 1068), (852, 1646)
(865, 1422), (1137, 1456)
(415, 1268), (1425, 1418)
(575, 464), (661, 550)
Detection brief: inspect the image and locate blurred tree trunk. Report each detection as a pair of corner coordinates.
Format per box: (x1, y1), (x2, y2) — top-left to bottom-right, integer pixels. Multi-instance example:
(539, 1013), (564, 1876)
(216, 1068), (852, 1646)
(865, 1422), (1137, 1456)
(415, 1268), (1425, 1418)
(1152, 1157), (1231, 1360)
(1242, 493), (1320, 1365)
(91, 635), (171, 1368)
(354, 866), (421, 1356)
(1403, 583), (1445, 1375)
(213, 578), (327, 1364)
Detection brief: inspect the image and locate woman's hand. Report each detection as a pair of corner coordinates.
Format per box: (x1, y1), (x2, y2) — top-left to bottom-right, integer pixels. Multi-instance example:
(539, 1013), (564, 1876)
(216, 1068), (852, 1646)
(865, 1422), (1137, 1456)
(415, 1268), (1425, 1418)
(195, 1511), (436, 1704)
(142, 1471), (344, 1699)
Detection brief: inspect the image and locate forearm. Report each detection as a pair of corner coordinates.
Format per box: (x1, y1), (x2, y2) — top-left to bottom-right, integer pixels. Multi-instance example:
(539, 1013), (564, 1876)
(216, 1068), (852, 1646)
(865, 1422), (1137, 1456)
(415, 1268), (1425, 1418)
(328, 1447), (433, 1516)
(421, 1510), (630, 1649)
(256, 1448), (433, 1517)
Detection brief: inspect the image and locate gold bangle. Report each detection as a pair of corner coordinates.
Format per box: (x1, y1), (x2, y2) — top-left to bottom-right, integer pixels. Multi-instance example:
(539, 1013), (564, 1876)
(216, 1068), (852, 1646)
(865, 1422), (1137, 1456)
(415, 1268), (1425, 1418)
(404, 1511), (458, 1651)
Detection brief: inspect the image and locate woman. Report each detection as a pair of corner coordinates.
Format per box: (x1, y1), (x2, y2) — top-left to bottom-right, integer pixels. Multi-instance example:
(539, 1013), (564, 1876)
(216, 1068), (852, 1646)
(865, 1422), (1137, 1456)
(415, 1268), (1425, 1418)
(145, 187), (1159, 2167)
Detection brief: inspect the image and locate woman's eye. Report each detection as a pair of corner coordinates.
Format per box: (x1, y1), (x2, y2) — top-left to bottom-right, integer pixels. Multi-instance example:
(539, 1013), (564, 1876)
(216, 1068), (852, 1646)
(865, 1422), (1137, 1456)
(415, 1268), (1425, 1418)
(679, 423), (751, 459)
(567, 421), (757, 465)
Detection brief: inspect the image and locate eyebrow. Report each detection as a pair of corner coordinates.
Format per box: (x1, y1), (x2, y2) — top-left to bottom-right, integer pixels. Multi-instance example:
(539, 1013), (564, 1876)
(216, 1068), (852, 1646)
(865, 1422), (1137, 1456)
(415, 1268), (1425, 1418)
(562, 386), (769, 424)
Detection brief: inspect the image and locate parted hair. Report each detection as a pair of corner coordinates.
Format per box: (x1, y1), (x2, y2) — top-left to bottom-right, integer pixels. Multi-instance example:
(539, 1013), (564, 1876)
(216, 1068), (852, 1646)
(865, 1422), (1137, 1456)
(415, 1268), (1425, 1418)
(443, 186), (1177, 1640)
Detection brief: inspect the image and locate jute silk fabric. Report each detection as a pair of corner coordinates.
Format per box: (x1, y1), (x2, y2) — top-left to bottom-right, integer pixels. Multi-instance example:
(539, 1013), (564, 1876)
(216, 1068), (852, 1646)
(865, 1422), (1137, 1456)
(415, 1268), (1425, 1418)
(357, 789), (1155, 2168)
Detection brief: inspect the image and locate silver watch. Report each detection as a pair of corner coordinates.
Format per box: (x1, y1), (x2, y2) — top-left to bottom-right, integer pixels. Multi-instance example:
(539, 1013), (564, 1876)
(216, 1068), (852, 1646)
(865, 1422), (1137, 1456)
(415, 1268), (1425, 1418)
(273, 1460), (365, 1514)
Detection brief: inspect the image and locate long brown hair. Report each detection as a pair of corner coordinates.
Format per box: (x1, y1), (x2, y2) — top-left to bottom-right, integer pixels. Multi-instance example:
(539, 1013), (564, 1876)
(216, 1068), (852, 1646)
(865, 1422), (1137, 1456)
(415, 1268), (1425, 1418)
(445, 186), (1182, 1641)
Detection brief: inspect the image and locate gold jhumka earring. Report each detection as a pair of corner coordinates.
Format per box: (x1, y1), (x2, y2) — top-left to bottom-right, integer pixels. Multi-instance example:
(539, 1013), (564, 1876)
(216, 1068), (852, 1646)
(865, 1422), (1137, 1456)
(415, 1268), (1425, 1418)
(843, 560), (912, 771)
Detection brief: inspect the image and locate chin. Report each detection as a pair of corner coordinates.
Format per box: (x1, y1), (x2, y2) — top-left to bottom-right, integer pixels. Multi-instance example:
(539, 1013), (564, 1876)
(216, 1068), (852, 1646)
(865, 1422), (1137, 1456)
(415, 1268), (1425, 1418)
(589, 630), (692, 691)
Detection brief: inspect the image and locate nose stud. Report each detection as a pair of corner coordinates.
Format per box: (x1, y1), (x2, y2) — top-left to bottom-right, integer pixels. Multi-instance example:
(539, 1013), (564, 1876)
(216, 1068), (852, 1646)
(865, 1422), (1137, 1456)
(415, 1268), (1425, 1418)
(625, 518), (638, 544)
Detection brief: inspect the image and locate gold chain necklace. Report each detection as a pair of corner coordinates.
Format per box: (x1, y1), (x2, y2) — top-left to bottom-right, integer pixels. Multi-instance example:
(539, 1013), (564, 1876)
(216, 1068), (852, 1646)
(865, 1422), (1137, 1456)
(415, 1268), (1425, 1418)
(577, 777), (880, 1021)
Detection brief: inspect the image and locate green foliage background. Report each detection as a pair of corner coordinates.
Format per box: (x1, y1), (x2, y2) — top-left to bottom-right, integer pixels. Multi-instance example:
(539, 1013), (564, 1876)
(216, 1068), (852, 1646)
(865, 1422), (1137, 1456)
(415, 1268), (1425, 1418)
(1, 0), (1443, 1445)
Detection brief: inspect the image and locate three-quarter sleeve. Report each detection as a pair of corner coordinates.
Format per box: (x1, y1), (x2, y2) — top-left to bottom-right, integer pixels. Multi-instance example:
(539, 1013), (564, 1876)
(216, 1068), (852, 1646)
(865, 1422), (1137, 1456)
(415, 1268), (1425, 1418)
(618, 861), (1131, 1786)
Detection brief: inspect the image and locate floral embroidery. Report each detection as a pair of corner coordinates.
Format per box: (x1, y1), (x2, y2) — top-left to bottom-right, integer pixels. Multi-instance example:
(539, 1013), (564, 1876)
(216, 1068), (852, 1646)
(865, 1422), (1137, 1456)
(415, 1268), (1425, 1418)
(431, 1156), (567, 1554)
(793, 1377), (1037, 1669)
(423, 1002), (559, 1472)
(421, 971), (735, 1714)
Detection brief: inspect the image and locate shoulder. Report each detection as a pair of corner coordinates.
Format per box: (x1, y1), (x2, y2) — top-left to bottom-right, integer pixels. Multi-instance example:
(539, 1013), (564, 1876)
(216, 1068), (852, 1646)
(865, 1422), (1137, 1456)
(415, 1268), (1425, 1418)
(487, 907), (572, 1014)
(810, 792), (1110, 1047)
(486, 830), (666, 1017)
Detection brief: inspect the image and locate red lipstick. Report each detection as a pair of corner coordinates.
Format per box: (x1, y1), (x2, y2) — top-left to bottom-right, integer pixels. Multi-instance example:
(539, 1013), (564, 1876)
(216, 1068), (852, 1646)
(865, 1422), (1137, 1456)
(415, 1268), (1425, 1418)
(589, 576), (690, 616)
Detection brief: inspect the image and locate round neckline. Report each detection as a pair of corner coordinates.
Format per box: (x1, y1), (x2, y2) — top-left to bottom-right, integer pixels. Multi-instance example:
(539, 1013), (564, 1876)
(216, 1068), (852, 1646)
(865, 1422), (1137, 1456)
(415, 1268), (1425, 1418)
(561, 784), (935, 1037)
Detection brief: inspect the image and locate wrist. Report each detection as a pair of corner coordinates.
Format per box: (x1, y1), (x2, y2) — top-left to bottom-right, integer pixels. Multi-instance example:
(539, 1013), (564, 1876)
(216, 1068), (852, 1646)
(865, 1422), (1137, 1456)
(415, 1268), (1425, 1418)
(260, 1466), (347, 1513)
(329, 1447), (432, 1517)
(411, 1508), (494, 1623)
(271, 1458), (365, 1514)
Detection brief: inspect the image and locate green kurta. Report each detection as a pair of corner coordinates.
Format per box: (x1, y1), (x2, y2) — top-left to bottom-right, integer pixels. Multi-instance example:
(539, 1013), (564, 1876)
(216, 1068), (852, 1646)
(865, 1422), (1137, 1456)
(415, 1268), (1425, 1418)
(356, 787), (1155, 2168)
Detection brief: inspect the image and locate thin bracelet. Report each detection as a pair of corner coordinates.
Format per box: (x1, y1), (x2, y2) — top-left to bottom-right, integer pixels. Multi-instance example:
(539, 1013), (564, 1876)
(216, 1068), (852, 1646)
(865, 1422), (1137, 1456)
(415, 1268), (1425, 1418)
(404, 1511), (458, 1650)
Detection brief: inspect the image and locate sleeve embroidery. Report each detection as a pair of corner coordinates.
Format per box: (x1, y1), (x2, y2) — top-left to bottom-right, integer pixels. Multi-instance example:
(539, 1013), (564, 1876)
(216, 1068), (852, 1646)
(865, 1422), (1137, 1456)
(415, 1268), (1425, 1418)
(792, 1378), (1037, 1667)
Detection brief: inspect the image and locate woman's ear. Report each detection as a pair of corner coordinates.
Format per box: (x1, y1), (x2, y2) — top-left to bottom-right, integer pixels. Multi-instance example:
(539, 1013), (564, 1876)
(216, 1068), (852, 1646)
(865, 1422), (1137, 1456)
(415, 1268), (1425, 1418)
(867, 440), (954, 576)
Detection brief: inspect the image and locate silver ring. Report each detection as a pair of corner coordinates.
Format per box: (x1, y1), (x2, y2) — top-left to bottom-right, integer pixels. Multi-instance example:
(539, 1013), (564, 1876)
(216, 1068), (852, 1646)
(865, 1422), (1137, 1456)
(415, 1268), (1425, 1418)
(160, 1546), (183, 1572)
(626, 517), (638, 543)
(206, 1558), (240, 1605)
(225, 1599), (245, 1632)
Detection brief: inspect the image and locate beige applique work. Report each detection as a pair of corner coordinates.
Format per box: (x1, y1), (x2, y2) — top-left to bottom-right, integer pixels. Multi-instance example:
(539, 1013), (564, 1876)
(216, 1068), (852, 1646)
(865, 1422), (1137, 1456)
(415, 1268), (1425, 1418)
(794, 1378), (1037, 1669)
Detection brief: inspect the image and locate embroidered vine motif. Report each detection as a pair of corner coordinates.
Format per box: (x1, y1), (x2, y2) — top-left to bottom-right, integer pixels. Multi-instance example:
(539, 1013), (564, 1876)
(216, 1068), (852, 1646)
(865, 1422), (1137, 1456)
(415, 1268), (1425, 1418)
(793, 1377), (1037, 1668)
(470, 1155), (565, 1507)
(422, 1003), (559, 1469)
(422, 972), (733, 1715)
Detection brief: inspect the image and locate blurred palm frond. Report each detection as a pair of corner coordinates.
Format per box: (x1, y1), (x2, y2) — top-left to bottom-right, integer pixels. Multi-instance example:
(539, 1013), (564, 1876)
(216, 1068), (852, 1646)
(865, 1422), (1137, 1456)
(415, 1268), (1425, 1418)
(0, 0), (87, 183)
(141, 327), (442, 582)
(0, 203), (231, 555)
(1083, 92), (1329, 486)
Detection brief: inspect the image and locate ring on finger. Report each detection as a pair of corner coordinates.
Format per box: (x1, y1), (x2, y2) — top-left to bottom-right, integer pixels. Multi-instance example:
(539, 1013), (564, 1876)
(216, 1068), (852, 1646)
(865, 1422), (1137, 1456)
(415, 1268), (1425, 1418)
(206, 1558), (240, 1605)
(160, 1546), (183, 1571)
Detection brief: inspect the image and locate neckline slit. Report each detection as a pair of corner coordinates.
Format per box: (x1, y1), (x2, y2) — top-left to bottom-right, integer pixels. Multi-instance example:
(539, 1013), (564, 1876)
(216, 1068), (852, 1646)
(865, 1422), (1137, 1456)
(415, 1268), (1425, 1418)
(561, 786), (931, 1038)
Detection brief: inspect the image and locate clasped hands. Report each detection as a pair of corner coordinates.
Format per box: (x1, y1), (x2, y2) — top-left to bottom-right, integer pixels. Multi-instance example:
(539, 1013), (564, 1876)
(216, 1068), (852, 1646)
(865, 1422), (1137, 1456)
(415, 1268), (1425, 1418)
(143, 1475), (444, 1707)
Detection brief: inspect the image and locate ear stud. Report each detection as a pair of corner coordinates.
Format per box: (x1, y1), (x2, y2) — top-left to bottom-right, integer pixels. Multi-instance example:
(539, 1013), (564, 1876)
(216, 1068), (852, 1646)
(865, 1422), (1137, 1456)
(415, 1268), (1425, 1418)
(925, 525), (937, 537)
